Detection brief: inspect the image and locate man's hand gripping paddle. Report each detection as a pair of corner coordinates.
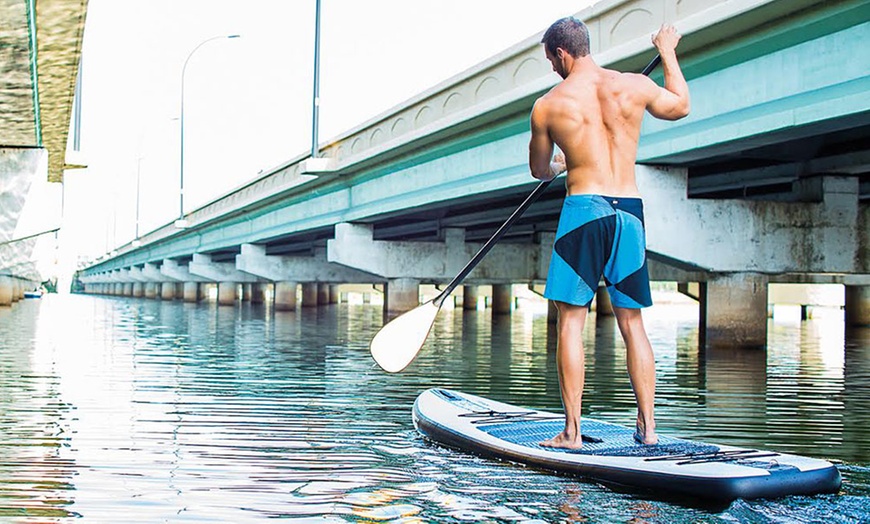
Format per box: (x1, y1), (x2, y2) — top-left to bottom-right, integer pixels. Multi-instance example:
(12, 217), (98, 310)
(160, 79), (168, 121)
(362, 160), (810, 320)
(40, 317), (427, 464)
(370, 54), (662, 373)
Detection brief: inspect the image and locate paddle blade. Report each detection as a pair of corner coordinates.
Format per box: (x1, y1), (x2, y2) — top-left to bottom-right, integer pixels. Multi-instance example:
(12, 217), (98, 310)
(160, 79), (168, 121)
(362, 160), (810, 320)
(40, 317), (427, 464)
(370, 300), (441, 373)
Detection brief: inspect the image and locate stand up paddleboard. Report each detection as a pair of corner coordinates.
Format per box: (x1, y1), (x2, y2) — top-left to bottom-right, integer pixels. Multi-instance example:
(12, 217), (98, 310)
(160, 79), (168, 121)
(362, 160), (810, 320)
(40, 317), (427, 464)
(413, 388), (841, 501)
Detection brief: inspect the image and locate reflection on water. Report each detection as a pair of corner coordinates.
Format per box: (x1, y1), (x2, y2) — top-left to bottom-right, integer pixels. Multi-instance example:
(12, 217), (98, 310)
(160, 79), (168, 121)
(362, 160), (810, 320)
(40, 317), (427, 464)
(0, 295), (867, 522)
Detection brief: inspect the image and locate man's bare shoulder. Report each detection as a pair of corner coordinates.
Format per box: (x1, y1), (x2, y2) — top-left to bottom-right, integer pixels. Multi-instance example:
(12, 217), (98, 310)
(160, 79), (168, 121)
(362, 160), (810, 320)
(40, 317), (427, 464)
(599, 67), (659, 102)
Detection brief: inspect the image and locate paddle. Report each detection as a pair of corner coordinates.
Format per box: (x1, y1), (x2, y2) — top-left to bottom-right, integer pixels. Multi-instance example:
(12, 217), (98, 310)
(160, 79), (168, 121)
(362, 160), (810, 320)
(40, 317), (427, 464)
(371, 54), (662, 373)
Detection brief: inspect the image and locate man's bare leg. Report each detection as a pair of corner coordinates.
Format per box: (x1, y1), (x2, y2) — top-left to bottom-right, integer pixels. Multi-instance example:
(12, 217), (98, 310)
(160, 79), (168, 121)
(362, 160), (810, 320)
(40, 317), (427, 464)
(614, 306), (657, 445)
(540, 301), (588, 449)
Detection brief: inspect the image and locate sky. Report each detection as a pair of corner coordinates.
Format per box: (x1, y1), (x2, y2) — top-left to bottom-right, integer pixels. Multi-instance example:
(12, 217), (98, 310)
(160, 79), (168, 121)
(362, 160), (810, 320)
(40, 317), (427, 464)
(45, 0), (592, 275)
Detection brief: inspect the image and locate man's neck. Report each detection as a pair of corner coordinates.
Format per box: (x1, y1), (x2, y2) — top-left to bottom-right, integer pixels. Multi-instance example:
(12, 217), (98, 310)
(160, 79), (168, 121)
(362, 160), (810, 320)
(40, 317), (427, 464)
(566, 55), (596, 77)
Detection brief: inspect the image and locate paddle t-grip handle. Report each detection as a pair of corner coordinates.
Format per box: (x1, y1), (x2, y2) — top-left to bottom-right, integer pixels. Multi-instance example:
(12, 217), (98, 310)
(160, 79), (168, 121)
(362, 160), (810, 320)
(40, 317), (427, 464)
(432, 54), (662, 307)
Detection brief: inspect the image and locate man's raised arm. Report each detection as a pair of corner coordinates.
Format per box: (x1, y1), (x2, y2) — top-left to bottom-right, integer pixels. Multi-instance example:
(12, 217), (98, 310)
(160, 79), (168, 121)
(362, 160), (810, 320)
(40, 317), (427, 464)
(645, 24), (690, 121)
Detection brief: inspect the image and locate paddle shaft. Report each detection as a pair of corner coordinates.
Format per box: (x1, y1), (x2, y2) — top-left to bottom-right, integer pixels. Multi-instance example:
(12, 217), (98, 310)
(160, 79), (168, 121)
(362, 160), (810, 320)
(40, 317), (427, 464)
(432, 54), (662, 308)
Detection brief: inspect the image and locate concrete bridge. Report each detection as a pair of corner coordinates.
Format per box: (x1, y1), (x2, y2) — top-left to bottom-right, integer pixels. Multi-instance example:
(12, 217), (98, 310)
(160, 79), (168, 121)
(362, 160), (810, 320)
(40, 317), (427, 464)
(79, 0), (869, 348)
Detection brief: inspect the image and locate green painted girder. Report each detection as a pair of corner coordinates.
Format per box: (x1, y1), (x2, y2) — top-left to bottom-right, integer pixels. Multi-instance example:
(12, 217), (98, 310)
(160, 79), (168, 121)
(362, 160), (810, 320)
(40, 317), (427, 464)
(639, 1), (870, 162)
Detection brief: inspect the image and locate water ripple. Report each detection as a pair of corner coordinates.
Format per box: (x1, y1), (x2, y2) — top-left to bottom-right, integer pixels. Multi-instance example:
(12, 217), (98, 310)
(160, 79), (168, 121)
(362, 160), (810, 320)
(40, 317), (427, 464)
(0, 295), (866, 521)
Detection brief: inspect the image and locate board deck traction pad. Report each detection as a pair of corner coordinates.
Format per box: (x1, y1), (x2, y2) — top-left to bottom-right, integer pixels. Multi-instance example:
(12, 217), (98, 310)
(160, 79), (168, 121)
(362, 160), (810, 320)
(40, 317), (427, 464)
(432, 389), (792, 468)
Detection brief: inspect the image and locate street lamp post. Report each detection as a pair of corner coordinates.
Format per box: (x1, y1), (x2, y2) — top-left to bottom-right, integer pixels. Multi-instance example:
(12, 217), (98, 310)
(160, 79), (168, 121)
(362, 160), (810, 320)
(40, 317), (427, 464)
(132, 156), (142, 247)
(177, 34), (240, 229)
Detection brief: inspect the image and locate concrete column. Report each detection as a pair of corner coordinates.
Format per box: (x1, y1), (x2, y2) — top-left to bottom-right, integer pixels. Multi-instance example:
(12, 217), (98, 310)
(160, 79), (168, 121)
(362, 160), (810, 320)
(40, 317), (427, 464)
(144, 283), (158, 299)
(250, 283), (265, 304)
(218, 282), (237, 306)
(700, 273), (769, 348)
(329, 285), (339, 304)
(11, 280), (20, 301)
(274, 281), (297, 310)
(463, 285), (479, 310)
(160, 282), (175, 300)
(183, 282), (199, 302)
(595, 286), (614, 316)
(301, 283), (319, 308)
(492, 284), (513, 315)
(242, 284), (252, 302)
(0, 277), (12, 307)
(385, 278), (419, 315)
(116, 283), (124, 296)
(132, 282), (144, 297)
(845, 285), (870, 327)
(123, 283), (133, 296)
(317, 283), (330, 305)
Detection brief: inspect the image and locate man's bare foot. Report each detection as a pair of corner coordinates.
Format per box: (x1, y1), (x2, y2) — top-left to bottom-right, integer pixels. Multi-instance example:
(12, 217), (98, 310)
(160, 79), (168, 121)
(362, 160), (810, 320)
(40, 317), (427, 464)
(633, 427), (658, 445)
(540, 431), (584, 450)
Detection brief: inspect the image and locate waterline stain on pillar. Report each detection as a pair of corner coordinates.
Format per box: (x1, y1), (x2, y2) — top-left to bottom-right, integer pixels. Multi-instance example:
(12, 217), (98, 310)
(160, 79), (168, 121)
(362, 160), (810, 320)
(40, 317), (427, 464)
(218, 282), (237, 306)
(0, 277), (12, 306)
(301, 283), (318, 308)
(492, 284), (513, 315)
(463, 285), (479, 311)
(700, 273), (769, 349)
(183, 282), (199, 302)
(385, 278), (420, 316)
(845, 285), (870, 327)
(275, 281), (297, 311)
(161, 282), (175, 300)
(250, 283), (265, 304)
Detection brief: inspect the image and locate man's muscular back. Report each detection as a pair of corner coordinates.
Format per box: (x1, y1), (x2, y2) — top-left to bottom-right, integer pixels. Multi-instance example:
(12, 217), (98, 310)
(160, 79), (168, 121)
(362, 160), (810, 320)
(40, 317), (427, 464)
(536, 66), (652, 196)
(529, 23), (690, 194)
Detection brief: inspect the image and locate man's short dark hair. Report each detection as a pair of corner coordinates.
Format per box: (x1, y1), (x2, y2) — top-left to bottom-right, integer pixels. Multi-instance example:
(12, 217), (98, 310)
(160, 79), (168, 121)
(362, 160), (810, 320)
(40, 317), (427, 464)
(542, 17), (590, 58)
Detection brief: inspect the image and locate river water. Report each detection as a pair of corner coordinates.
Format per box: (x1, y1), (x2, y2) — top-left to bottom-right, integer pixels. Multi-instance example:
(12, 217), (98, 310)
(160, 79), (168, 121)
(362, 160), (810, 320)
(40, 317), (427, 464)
(0, 293), (867, 522)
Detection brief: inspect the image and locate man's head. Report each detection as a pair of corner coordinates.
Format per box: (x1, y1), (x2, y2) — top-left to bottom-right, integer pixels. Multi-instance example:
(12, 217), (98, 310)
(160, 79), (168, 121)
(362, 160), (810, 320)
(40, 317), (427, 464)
(541, 17), (590, 78)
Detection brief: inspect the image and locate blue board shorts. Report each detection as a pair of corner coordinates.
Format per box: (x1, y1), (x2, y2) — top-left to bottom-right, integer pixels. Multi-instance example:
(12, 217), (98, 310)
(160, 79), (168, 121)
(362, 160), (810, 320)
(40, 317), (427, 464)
(544, 194), (652, 309)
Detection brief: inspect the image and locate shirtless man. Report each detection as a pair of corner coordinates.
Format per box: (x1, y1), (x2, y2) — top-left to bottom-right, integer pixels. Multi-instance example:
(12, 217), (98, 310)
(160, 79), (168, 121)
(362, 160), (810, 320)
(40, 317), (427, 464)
(529, 18), (690, 449)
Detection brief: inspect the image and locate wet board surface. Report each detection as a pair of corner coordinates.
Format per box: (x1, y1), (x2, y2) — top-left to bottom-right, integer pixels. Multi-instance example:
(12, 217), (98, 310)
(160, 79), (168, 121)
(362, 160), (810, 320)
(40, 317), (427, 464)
(413, 388), (841, 501)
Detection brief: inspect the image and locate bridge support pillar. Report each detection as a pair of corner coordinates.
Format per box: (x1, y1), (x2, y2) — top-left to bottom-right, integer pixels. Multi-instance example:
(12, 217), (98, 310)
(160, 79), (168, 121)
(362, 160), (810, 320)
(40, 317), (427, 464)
(845, 285), (870, 327)
(275, 281), (297, 310)
(595, 286), (614, 316)
(242, 284), (252, 302)
(385, 278), (419, 315)
(463, 285), (479, 310)
(492, 284), (512, 314)
(144, 283), (158, 299)
(132, 282), (143, 297)
(329, 285), (339, 304)
(318, 283), (330, 305)
(218, 283), (237, 306)
(183, 282), (199, 302)
(301, 283), (318, 307)
(161, 282), (175, 300)
(0, 277), (12, 306)
(700, 273), (768, 348)
(123, 283), (133, 296)
(251, 283), (265, 304)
